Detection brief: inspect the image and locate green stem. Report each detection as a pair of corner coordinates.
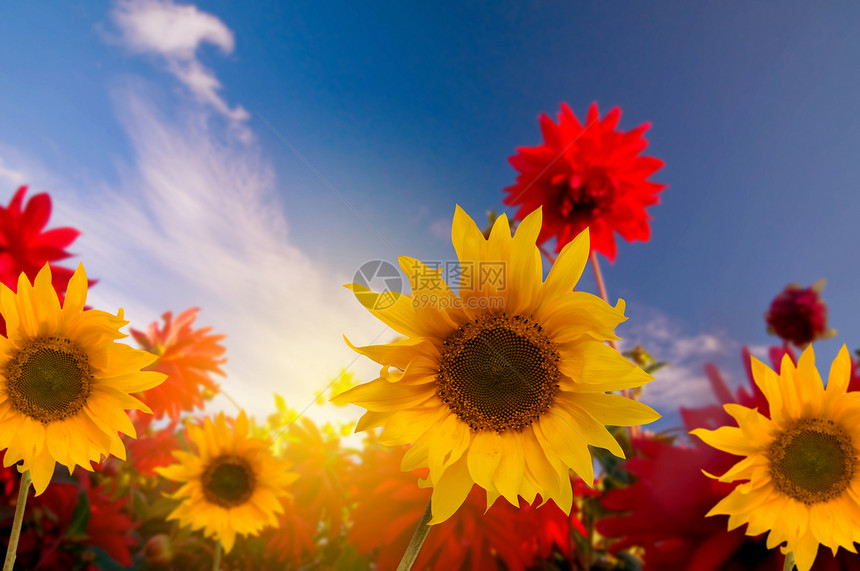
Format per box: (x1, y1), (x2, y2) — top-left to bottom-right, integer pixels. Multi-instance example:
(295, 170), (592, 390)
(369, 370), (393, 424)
(212, 540), (222, 571)
(3, 470), (31, 571)
(783, 552), (795, 571)
(396, 500), (434, 571)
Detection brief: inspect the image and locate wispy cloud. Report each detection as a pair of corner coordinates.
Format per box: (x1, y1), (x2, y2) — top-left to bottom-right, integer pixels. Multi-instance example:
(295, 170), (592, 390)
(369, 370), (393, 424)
(110, 0), (250, 130)
(0, 1), (387, 426)
(0, 154), (29, 188)
(618, 304), (737, 411)
(54, 83), (383, 424)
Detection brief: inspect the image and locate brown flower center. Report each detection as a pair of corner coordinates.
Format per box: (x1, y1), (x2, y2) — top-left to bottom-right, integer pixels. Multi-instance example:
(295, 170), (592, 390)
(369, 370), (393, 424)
(437, 313), (560, 433)
(769, 418), (856, 505)
(202, 455), (256, 508)
(4, 337), (93, 423)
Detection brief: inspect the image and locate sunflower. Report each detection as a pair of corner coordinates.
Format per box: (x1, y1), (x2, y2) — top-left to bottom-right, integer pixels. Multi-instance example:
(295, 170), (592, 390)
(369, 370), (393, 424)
(156, 411), (297, 553)
(333, 206), (660, 523)
(692, 345), (860, 571)
(0, 264), (165, 494)
(503, 103), (666, 262)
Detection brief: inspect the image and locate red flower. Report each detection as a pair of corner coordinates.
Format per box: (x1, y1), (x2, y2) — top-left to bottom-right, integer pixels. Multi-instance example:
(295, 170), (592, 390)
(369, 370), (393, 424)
(8, 479), (135, 570)
(130, 308), (226, 424)
(348, 442), (581, 570)
(0, 186), (82, 335)
(765, 279), (834, 347)
(503, 103), (665, 261)
(126, 421), (182, 477)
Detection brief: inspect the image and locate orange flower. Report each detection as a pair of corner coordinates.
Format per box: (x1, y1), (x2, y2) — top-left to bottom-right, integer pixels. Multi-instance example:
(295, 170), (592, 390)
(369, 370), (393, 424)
(131, 308), (226, 424)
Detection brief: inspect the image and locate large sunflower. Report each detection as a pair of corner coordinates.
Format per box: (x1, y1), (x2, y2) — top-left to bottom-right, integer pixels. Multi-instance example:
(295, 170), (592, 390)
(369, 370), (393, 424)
(0, 264), (165, 494)
(156, 411), (298, 553)
(333, 206), (660, 523)
(692, 345), (860, 571)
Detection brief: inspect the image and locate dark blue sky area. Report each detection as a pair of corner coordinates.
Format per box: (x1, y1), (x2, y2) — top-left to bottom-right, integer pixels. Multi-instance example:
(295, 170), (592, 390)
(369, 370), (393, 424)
(2, 2), (859, 406)
(224, 2), (860, 359)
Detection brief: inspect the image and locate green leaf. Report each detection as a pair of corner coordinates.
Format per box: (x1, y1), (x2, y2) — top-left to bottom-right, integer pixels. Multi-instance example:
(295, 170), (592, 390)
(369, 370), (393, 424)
(67, 488), (91, 538)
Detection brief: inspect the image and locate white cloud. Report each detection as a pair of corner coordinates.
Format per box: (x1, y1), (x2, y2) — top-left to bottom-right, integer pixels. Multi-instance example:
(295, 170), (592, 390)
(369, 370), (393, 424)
(110, 0), (250, 128)
(618, 305), (737, 412)
(49, 86), (383, 426)
(0, 157), (27, 188)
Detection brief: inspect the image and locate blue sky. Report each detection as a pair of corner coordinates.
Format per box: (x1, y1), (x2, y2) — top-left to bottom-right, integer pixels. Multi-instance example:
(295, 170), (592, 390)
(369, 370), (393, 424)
(1, 1), (859, 431)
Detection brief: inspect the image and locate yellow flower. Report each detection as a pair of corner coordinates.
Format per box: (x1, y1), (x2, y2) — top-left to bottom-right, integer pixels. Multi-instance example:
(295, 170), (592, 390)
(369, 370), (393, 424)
(156, 411), (298, 553)
(333, 206), (659, 523)
(0, 264), (165, 494)
(692, 345), (860, 571)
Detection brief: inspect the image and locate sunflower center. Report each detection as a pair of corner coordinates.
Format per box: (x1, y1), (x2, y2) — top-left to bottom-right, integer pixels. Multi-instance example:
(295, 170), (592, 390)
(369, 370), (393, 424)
(769, 418), (856, 505)
(202, 456), (256, 508)
(556, 167), (617, 227)
(4, 337), (93, 424)
(437, 313), (560, 433)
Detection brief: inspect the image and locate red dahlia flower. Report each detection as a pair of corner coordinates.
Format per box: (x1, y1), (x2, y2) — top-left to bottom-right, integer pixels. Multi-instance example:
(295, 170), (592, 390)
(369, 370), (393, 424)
(0, 186), (82, 335)
(765, 279), (835, 347)
(503, 103), (666, 261)
(130, 308), (226, 424)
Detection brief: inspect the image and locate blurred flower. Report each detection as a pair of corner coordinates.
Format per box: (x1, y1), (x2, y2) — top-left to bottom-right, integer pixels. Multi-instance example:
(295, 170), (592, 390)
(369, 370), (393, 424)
(317, 368), (358, 406)
(11, 479), (135, 569)
(143, 534), (174, 565)
(127, 420), (182, 478)
(349, 442), (579, 570)
(503, 103), (666, 261)
(0, 186), (83, 336)
(599, 437), (782, 571)
(157, 411), (297, 553)
(0, 264), (165, 494)
(264, 416), (354, 563)
(334, 207), (658, 523)
(765, 279), (835, 347)
(692, 346), (860, 571)
(131, 307), (226, 424)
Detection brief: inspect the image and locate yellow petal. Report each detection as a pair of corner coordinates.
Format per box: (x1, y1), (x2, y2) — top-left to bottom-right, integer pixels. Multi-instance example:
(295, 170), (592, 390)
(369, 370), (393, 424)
(466, 430), (503, 491)
(330, 378), (435, 412)
(541, 227), (589, 302)
(493, 430), (525, 506)
(428, 455), (473, 524)
(566, 392), (661, 426)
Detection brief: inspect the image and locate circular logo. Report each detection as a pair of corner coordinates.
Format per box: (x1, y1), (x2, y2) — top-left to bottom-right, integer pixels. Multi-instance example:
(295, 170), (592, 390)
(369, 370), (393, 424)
(353, 260), (403, 310)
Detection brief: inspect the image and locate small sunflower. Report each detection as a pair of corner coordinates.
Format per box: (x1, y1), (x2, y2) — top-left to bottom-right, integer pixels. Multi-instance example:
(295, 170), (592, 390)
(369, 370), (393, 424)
(0, 263), (165, 494)
(692, 345), (860, 571)
(333, 206), (660, 523)
(156, 411), (298, 553)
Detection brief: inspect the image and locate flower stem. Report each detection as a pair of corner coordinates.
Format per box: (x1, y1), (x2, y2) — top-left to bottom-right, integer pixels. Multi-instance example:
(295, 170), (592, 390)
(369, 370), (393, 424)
(538, 244), (557, 265)
(590, 252), (617, 352)
(212, 540), (222, 571)
(3, 470), (31, 571)
(590, 252), (641, 439)
(396, 499), (434, 571)
(783, 552), (795, 571)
